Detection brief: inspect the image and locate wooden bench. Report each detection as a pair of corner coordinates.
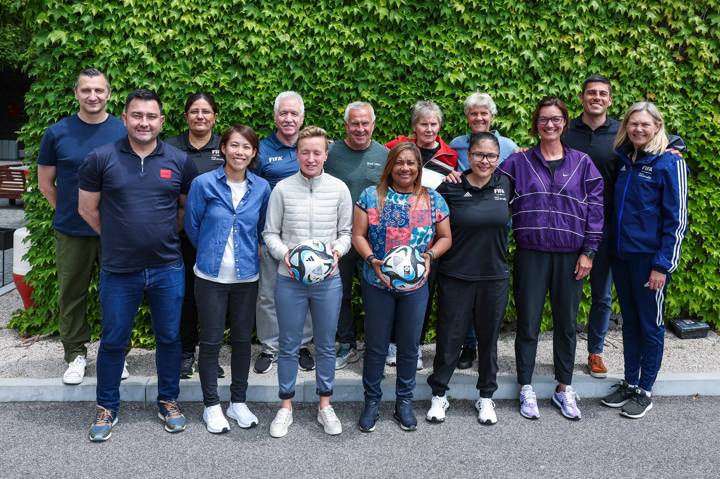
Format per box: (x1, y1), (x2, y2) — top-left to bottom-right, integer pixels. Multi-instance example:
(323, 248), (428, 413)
(0, 165), (27, 205)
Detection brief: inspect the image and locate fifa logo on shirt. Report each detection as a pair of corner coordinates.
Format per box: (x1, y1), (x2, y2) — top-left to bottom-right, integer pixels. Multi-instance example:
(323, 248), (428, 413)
(494, 188), (504, 194)
(268, 156), (283, 163)
(641, 166), (653, 174)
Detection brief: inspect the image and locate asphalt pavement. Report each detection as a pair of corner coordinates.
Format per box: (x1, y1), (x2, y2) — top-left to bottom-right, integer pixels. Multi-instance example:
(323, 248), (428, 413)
(0, 398), (717, 478)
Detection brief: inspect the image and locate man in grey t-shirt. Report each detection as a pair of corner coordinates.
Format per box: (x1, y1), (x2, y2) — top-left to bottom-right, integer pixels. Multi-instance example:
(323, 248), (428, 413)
(324, 102), (388, 369)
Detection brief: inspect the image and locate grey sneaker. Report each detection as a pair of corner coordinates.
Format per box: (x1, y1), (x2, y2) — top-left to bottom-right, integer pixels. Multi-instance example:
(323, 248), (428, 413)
(601, 380), (634, 408)
(157, 400), (187, 433)
(620, 389), (653, 419)
(335, 344), (361, 370)
(88, 405), (117, 442)
(552, 386), (581, 421)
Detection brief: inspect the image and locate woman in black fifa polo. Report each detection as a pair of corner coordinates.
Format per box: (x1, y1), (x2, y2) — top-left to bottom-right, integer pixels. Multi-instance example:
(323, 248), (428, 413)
(166, 93), (225, 379)
(426, 132), (511, 425)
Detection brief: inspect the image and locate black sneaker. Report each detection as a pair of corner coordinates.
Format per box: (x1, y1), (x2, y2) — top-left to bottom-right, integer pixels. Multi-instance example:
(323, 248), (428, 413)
(253, 351), (276, 374)
(601, 380), (633, 408)
(180, 354), (195, 379)
(620, 389), (653, 419)
(299, 347), (315, 371)
(358, 399), (380, 433)
(393, 398), (417, 431)
(457, 345), (477, 370)
(217, 365), (225, 378)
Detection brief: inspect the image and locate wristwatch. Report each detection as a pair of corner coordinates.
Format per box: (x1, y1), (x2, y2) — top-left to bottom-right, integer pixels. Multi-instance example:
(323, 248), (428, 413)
(582, 249), (596, 260)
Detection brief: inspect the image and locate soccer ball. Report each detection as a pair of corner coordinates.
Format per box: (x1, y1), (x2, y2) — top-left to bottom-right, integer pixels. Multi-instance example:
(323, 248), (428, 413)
(288, 239), (334, 284)
(380, 245), (427, 291)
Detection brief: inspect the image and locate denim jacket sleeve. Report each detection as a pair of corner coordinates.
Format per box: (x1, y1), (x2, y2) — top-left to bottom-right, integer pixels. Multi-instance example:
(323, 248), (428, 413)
(184, 178), (205, 248)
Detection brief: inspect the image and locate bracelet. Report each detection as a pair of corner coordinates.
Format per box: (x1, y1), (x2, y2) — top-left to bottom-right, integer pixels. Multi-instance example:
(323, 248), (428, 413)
(365, 254), (376, 266)
(425, 250), (435, 261)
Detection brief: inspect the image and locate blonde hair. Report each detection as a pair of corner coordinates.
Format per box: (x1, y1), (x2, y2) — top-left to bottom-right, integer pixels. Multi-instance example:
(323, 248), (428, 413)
(614, 102), (669, 155)
(296, 125), (328, 151)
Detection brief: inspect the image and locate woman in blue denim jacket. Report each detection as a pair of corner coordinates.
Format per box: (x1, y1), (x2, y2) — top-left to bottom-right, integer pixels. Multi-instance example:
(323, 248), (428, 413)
(184, 124), (271, 434)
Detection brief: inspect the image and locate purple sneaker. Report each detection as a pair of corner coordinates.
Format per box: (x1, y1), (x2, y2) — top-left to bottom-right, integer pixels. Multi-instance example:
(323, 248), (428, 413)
(552, 385), (581, 420)
(519, 385), (539, 419)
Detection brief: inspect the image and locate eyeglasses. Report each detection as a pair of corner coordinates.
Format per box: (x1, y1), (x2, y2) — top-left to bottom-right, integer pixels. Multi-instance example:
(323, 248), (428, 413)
(469, 152), (500, 163)
(188, 109), (214, 117)
(537, 116), (564, 126)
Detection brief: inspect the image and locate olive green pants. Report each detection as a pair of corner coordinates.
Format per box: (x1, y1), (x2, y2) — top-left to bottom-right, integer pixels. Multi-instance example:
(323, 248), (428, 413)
(55, 231), (100, 363)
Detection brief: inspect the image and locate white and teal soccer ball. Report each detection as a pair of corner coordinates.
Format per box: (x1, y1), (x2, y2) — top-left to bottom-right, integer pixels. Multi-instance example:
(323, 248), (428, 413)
(288, 239), (334, 284)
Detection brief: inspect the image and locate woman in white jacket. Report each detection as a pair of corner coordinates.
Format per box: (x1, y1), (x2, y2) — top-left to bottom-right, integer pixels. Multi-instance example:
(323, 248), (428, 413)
(262, 126), (352, 438)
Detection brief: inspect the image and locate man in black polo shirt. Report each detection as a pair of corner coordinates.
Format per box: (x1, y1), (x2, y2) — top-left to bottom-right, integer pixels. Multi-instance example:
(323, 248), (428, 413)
(563, 75), (619, 379)
(79, 89), (198, 442)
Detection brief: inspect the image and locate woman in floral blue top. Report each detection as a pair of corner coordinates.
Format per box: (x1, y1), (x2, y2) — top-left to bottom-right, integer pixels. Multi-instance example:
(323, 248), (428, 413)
(352, 141), (451, 432)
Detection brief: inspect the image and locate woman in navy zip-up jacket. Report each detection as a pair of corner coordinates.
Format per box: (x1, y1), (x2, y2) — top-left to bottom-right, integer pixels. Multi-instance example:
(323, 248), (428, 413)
(601, 102), (688, 419)
(498, 96), (603, 421)
(184, 124), (271, 434)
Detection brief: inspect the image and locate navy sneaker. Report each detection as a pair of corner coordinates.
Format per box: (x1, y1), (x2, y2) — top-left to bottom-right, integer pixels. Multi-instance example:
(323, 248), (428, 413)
(358, 399), (380, 433)
(157, 400), (187, 433)
(88, 405), (117, 442)
(393, 399), (417, 431)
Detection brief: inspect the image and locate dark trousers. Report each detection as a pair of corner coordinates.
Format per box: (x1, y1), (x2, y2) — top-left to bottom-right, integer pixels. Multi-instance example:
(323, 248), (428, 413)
(361, 280), (428, 400)
(55, 232), (100, 363)
(428, 275), (508, 398)
(611, 255), (667, 392)
(180, 235), (199, 356)
(587, 228), (613, 354)
(195, 277), (257, 406)
(419, 259), (439, 342)
(514, 248), (583, 386)
(336, 247), (362, 347)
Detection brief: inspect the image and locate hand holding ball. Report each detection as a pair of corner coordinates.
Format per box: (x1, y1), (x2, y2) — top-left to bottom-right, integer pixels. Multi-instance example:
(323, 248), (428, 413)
(380, 245), (427, 291)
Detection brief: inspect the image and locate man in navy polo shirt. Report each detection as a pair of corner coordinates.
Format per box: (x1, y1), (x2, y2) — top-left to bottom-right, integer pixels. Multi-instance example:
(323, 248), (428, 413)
(37, 68), (127, 386)
(79, 89), (198, 442)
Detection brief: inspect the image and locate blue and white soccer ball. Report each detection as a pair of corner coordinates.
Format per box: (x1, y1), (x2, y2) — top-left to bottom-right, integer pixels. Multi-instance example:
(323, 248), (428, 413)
(288, 239), (334, 284)
(380, 245), (427, 291)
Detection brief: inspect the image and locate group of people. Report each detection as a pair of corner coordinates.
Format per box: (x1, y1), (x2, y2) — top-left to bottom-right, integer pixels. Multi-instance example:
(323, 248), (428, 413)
(36, 68), (688, 442)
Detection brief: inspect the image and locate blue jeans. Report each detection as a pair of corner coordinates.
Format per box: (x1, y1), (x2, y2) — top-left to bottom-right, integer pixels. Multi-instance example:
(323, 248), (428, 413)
(275, 274), (342, 400)
(587, 229), (613, 354)
(96, 262), (184, 412)
(361, 280), (429, 400)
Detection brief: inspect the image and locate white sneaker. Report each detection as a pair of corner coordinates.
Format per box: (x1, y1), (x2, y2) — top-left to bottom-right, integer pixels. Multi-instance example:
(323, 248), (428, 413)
(317, 405), (342, 435)
(121, 361), (130, 380)
(203, 404), (230, 434)
(385, 343), (397, 366)
(426, 395), (449, 423)
(63, 356), (87, 385)
(475, 398), (498, 425)
(227, 402), (258, 428)
(416, 346), (424, 370)
(269, 408), (293, 438)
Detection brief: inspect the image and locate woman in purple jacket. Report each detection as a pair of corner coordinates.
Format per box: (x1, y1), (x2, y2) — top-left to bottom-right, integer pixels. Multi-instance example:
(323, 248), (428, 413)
(499, 96), (604, 421)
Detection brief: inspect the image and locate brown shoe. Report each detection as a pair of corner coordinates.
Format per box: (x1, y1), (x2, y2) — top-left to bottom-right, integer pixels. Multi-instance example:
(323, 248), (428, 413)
(588, 354), (608, 378)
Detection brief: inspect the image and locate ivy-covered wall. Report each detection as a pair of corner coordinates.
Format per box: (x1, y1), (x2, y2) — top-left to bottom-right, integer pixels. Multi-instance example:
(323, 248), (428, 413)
(10, 0), (720, 343)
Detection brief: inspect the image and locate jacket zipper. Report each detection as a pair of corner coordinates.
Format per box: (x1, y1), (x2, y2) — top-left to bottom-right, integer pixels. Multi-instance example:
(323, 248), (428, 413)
(615, 158), (632, 256)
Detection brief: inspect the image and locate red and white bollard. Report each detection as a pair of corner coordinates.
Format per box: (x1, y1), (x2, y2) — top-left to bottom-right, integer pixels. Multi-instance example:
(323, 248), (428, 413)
(13, 227), (33, 309)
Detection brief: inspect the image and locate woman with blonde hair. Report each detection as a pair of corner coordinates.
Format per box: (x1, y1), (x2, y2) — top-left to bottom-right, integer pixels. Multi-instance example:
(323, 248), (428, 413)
(601, 102), (688, 418)
(352, 142), (452, 432)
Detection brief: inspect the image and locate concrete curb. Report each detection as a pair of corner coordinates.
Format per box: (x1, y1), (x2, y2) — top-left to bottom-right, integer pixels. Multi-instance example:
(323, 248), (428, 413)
(2, 372), (720, 403)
